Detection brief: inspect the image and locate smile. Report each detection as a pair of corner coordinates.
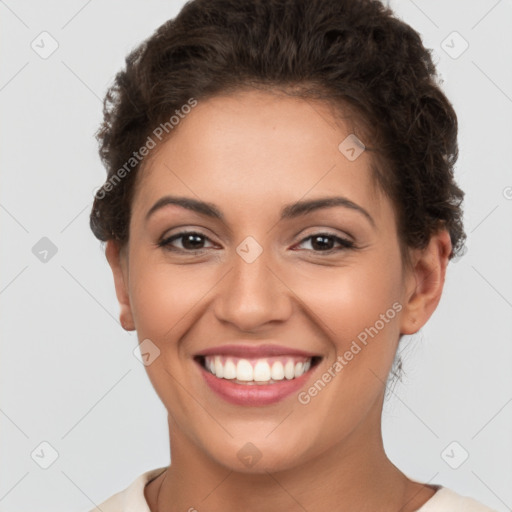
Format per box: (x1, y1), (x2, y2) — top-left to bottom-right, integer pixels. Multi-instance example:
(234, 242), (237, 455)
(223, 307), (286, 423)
(194, 350), (323, 406)
(197, 355), (322, 384)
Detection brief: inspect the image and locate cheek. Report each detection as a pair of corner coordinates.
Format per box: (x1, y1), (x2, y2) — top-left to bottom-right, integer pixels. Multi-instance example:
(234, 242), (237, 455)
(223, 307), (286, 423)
(291, 254), (404, 343)
(127, 257), (210, 344)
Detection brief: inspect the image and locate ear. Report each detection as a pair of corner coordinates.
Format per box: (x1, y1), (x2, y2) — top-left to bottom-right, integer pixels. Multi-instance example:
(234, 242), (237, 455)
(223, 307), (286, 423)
(105, 240), (135, 331)
(400, 229), (452, 335)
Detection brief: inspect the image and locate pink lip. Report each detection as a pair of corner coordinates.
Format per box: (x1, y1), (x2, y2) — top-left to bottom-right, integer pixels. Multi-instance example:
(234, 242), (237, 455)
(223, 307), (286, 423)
(196, 343), (320, 358)
(194, 356), (321, 407)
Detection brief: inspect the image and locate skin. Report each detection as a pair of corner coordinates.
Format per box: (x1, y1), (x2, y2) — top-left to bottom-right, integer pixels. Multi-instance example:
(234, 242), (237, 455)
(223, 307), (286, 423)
(106, 90), (452, 512)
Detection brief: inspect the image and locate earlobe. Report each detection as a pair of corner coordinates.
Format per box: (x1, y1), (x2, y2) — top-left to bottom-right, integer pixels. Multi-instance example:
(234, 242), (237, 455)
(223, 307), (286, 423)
(105, 240), (135, 331)
(400, 229), (452, 335)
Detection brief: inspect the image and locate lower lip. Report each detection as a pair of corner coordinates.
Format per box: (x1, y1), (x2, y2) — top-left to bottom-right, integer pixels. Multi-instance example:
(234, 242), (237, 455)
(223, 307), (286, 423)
(196, 360), (318, 406)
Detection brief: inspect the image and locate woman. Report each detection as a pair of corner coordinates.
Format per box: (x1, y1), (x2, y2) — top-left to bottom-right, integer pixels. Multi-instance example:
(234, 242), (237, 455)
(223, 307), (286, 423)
(88, 0), (495, 510)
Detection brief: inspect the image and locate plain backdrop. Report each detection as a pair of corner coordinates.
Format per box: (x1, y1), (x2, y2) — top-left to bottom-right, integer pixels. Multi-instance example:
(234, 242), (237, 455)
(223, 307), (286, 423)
(1, 1), (511, 511)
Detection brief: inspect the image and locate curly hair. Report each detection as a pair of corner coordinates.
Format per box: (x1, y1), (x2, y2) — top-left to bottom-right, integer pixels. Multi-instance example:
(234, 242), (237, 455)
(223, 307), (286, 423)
(90, 0), (466, 260)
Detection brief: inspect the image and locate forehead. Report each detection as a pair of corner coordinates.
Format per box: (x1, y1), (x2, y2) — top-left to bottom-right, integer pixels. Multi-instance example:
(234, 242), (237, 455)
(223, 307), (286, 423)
(132, 90), (386, 220)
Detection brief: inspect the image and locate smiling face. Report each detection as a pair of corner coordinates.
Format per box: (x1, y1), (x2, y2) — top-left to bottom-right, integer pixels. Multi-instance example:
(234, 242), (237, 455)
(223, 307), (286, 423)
(106, 89), (450, 475)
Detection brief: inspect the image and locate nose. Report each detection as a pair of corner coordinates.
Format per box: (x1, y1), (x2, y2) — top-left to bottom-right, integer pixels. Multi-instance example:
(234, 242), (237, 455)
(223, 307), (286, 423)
(212, 244), (293, 332)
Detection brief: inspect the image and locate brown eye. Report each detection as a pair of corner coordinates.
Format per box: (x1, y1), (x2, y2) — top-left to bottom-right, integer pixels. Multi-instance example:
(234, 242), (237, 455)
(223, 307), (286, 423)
(295, 233), (355, 252)
(158, 231), (215, 252)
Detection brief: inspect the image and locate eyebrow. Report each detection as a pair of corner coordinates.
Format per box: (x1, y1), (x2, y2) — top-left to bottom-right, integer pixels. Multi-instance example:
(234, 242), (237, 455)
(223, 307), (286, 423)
(145, 195), (375, 227)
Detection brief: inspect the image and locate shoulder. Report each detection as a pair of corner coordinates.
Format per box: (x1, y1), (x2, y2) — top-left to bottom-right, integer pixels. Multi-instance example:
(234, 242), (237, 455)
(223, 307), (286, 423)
(417, 487), (498, 512)
(86, 466), (168, 512)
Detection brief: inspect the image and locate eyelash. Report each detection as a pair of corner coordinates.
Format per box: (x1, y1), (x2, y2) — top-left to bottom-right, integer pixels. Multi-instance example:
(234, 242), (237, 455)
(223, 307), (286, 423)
(157, 230), (356, 254)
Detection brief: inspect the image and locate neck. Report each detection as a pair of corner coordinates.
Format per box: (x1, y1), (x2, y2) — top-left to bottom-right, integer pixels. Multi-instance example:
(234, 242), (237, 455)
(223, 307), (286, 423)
(149, 400), (436, 512)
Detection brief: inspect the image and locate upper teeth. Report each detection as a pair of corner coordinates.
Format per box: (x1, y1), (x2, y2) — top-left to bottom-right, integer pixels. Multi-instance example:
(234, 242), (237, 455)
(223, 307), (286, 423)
(204, 355), (312, 382)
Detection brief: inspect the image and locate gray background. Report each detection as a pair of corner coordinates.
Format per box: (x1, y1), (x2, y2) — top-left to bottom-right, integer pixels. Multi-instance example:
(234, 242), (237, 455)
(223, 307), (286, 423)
(1, 0), (511, 510)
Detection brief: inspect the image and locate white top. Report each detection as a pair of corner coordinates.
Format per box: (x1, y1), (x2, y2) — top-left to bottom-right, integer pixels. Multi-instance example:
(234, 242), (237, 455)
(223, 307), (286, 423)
(88, 466), (497, 512)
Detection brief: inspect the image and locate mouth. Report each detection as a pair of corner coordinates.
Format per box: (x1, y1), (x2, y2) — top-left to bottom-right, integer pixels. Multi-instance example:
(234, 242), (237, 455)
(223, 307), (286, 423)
(194, 354), (323, 385)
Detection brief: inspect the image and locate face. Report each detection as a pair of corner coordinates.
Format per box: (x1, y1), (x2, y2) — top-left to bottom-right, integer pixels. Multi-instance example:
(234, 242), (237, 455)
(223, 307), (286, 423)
(107, 90), (449, 474)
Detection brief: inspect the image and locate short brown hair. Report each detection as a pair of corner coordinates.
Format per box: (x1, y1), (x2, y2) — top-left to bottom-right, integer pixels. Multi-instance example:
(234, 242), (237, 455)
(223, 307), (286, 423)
(90, 0), (465, 259)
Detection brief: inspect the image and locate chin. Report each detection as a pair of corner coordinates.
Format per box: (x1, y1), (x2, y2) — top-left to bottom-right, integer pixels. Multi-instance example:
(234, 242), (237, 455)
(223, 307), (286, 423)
(197, 429), (317, 475)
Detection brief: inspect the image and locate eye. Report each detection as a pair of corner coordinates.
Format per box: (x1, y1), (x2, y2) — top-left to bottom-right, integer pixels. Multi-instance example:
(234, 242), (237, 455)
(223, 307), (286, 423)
(294, 232), (355, 252)
(158, 231), (216, 252)
(157, 230), (355, 254)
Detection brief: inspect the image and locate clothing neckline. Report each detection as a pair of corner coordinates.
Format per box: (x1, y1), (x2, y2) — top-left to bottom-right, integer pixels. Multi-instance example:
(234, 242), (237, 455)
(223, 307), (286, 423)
(131, 467), (449, 512)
